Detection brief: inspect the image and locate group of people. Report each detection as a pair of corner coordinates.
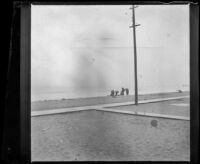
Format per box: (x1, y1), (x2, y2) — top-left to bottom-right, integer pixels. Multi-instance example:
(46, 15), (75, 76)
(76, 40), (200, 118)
(110, 87), (129, 97)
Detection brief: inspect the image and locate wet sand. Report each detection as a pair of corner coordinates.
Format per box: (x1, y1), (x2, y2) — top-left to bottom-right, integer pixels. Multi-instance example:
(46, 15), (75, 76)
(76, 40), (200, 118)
(31, 110), (190, 161)
(31, 91), (189, 111)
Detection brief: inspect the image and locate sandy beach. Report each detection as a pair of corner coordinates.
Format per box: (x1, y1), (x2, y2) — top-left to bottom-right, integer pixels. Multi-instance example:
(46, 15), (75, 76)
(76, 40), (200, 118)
(31, 110), (190, 161)
(31, 91), (190, 161)
(31, 91), (189, 111)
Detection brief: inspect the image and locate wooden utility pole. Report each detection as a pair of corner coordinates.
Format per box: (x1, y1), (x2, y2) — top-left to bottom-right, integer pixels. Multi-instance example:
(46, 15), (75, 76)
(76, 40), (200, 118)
(129, 5), (140, 105)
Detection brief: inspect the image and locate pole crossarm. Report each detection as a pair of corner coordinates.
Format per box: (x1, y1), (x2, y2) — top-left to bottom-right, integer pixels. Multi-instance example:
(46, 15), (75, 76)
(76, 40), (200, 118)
(129, 24), (141, 28)
(135, 24), (141, 27)
(129, 5), (139, 10)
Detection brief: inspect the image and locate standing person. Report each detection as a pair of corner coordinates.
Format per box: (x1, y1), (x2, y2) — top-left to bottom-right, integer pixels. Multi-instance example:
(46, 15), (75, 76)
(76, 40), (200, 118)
(115, 90), (119, 96)
(110, 90), (115, 97)
(125, 88), (129, 95)
(120, 88), (125, 95)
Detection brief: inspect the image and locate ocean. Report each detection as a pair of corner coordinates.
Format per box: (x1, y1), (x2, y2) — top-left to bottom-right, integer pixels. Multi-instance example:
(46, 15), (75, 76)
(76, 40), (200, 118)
(31, 84), (189, 102)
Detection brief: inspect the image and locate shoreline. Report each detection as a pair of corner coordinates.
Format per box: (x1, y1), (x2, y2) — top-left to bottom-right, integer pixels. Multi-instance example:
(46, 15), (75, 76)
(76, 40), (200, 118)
(31, 91), (189, 111)
(32, 90), (189, 102)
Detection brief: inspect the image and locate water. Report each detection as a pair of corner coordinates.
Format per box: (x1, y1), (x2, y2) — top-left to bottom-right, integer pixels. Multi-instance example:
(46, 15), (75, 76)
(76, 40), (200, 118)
(31, 85), (189, 102)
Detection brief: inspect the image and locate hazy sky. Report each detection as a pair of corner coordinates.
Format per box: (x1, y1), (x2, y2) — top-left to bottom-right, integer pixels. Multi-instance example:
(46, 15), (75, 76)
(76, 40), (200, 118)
(31, 5), (189, 96)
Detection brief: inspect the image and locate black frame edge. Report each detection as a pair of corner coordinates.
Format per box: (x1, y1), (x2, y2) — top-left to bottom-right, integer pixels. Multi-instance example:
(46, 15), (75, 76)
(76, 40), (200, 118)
(190, 3), (199, 164)
(20, 4), (31, 163)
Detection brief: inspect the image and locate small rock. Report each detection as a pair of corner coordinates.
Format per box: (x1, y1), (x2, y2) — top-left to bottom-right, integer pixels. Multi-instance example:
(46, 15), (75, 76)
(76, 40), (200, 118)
(151, 120), (158, 127)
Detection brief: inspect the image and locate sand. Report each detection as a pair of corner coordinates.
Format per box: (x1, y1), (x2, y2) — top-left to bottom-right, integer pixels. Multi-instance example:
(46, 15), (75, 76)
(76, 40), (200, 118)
(107, 98), (190, 117)
(31, 110), (190, 161)
(31, 91), (189, 111)
(31, 91), (190, 161)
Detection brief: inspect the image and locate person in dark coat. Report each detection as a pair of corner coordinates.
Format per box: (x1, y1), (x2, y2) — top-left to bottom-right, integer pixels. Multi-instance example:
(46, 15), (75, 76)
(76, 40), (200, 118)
(120, 88), (125, 95)
(125, 88), (129, 95)
(110, 90), (115, 97)
(115, 90), (119, 96)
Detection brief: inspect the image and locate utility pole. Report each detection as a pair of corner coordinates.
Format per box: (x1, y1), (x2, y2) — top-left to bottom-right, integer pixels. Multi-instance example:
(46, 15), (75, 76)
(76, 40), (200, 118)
(129, 5), (140, 105)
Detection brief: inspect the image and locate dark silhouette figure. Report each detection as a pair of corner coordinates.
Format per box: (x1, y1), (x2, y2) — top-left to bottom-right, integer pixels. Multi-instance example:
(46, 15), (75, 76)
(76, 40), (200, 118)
(120, 88), (125, 95)
(115, 91), (119, 96)
(110, 90), (115, 97)
(125, 88), (129, 95)
(177, 89), (182, 93)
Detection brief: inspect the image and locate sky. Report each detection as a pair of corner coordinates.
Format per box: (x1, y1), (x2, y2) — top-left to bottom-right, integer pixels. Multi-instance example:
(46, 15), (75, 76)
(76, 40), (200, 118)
(31, 5), (189, 99)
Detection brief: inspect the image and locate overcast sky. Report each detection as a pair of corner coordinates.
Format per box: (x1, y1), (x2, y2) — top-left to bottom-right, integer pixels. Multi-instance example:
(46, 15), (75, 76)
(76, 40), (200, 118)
(31, 5), (189, 97)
